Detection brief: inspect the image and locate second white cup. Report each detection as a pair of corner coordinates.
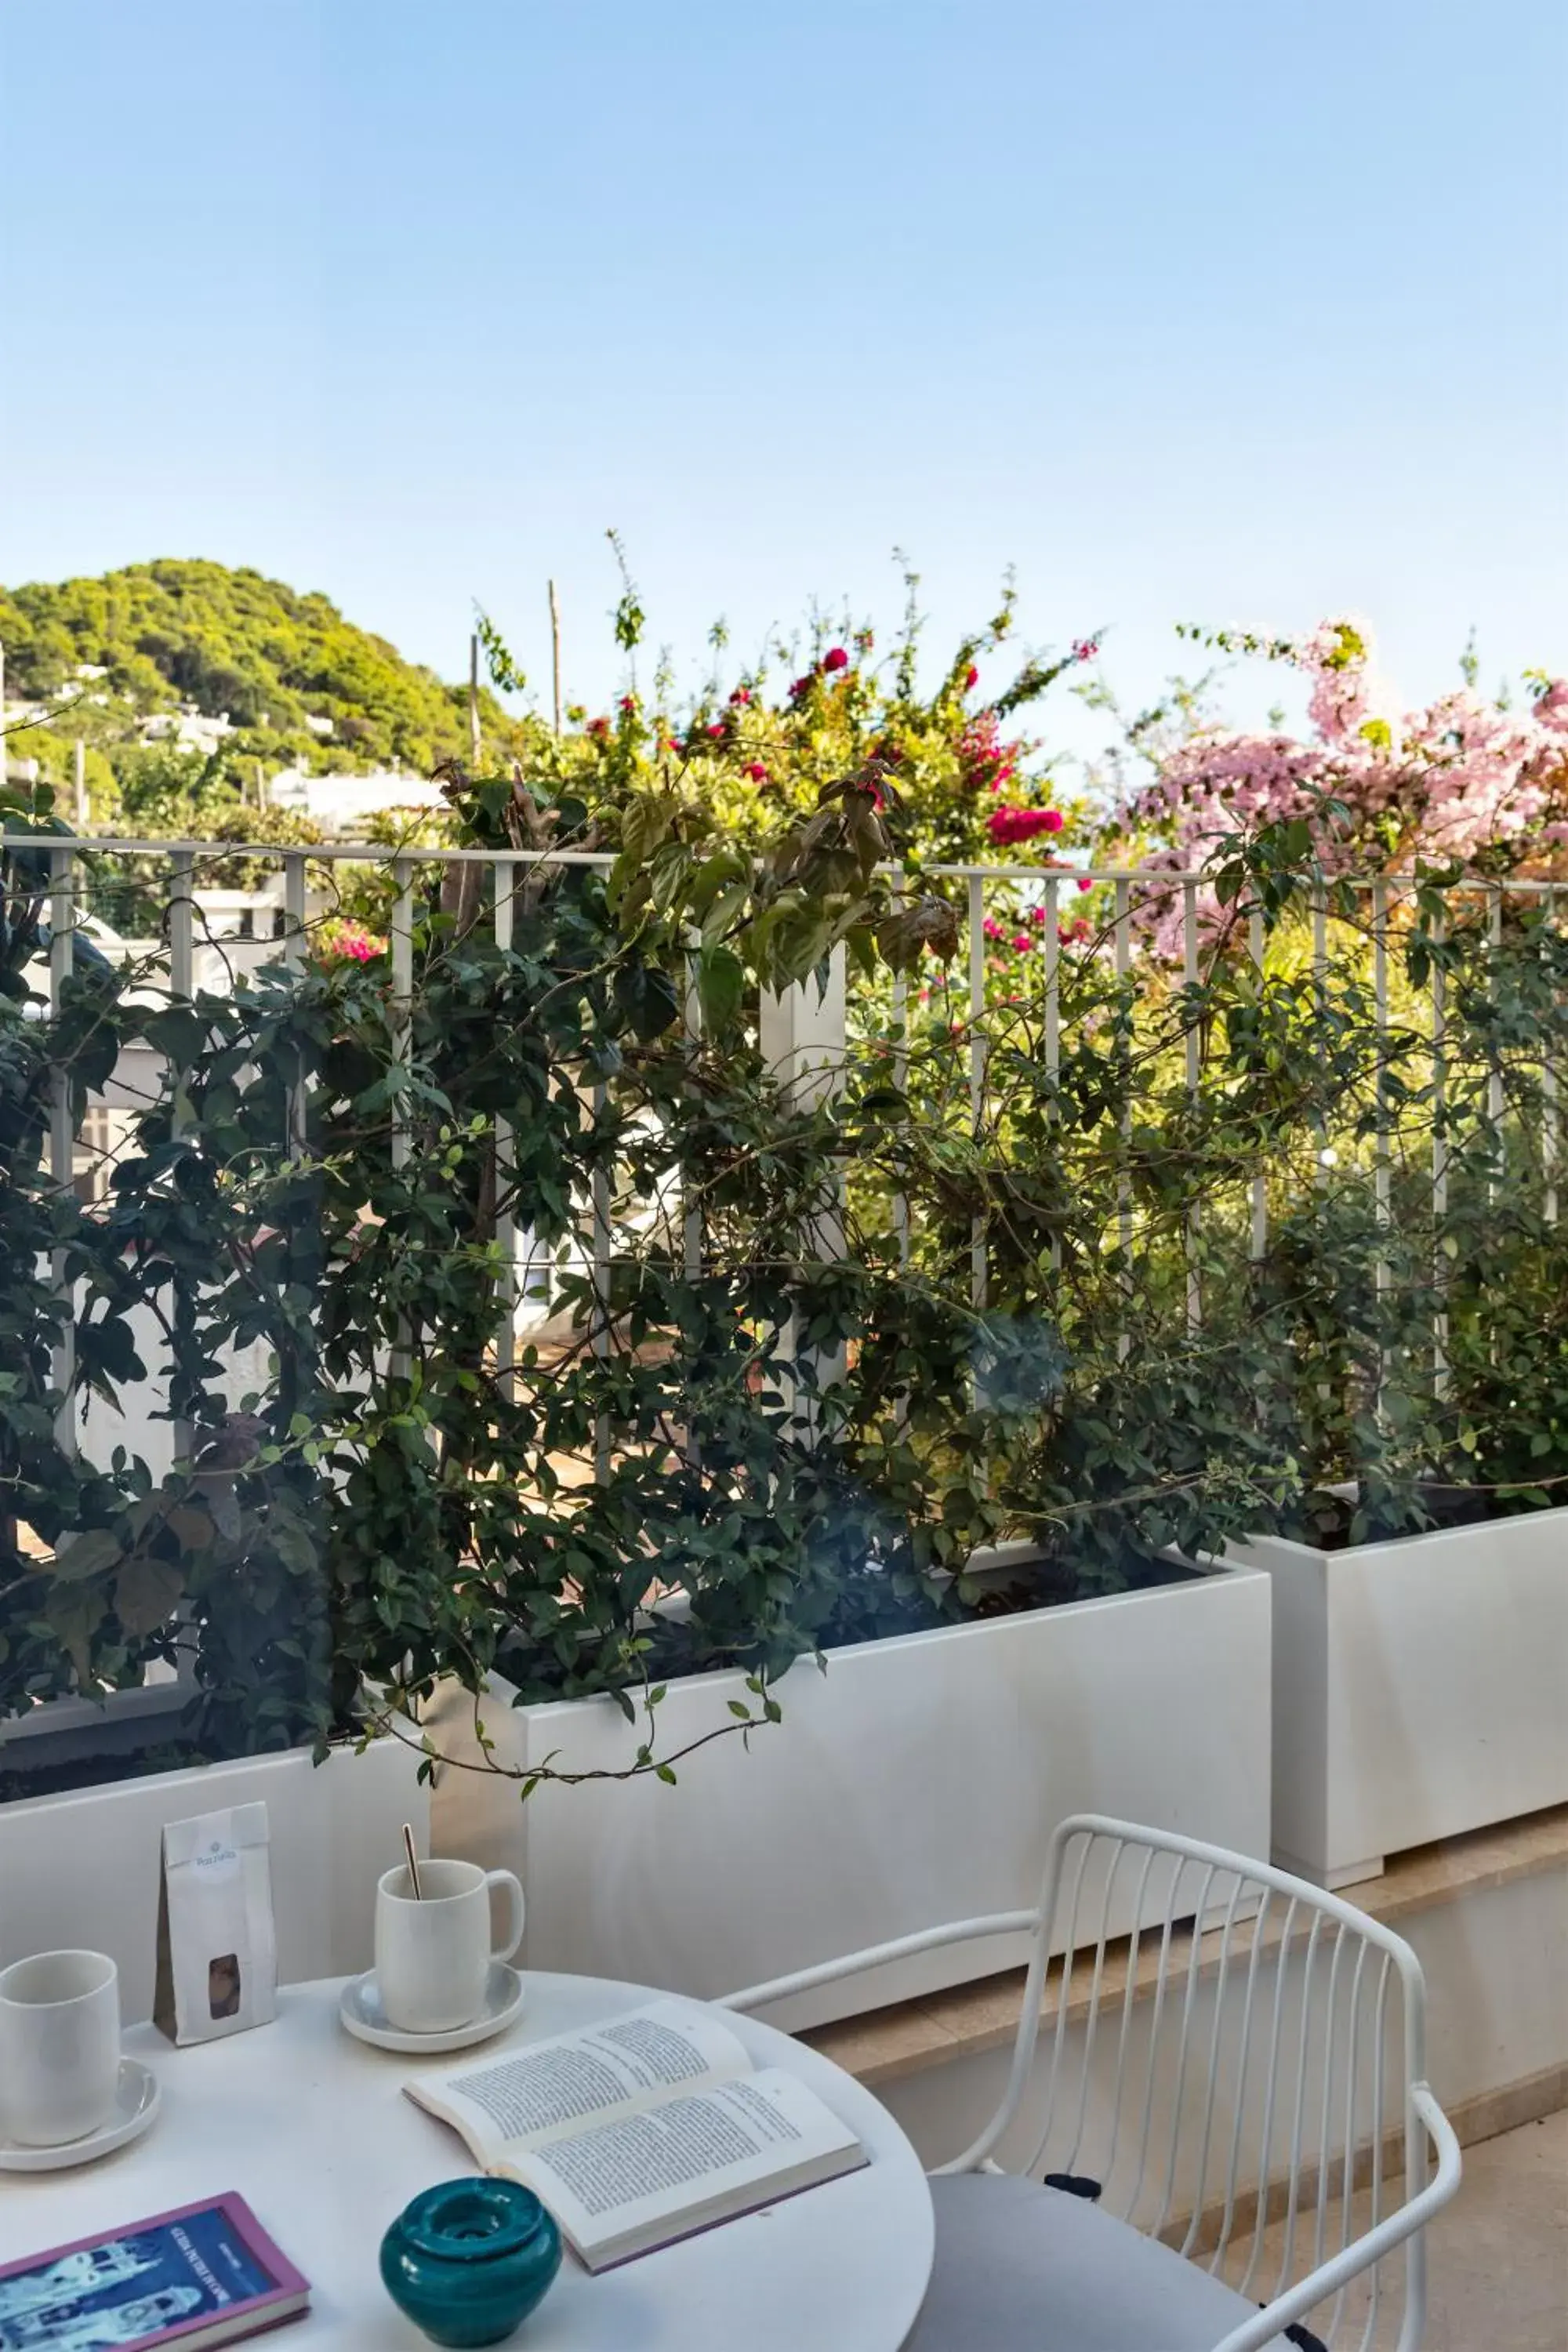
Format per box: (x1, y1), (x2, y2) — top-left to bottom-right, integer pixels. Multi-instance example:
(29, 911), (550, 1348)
(375, 1860), (524, 2034)
(0, 1949), (122, 2147)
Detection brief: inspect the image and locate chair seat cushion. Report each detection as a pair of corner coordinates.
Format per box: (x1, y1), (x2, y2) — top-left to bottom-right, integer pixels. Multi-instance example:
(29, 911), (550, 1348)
(905, 2173), (1293, 2351)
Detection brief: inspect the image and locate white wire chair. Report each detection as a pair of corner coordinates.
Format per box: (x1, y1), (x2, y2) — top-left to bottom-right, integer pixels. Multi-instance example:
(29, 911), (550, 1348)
(720, 1815), (1461, 2351)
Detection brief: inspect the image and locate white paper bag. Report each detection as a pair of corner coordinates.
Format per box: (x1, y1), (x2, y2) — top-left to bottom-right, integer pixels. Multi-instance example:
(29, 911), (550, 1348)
(154, 1802), (278, 2045)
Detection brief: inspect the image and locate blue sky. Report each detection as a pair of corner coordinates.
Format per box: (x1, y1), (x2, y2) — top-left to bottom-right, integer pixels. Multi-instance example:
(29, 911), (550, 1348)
(3, 0), (1563, 746)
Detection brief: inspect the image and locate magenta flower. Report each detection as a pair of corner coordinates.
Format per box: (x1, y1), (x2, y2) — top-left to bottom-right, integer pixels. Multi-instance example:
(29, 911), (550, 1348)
(745, 760), (768, 782)
(965, 664), (979, 691)
(1011, 932), (1033, 953)
(706, 721), (725, 738)
(985, 806), (1063, 846)
(822, 646), (850, 673)
(1077, 877), (1093, 892)
(728, 686), (752, 706)
(1071, 637), (1100, 664)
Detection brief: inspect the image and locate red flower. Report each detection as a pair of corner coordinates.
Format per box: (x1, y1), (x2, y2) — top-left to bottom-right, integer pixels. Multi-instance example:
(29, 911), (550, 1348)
(822, 646), (850, 673)
(1012, 933), (1033, 953)
(985, 806), (1062, 846)
(1077, 877), (1094, 892)
(965, 665), (979, 691)
(619, 694), (638, 713)
(728, 686), (751, 706)
(1027, 906), (1047, 927)
(745, 760), (768, 782)
(788, 674), (813, 699)
(587, 717), (611, 740)
(706, 721), (725, 738)
(1071, 637), (1101, 664)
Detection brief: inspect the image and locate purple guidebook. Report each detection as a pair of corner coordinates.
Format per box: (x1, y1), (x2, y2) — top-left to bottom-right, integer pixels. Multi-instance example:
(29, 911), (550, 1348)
(0, 2194), (309, 2350)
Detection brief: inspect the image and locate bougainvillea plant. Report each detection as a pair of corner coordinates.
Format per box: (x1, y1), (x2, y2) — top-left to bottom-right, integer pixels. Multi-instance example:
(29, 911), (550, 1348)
(4, 586), (1566, 1800)
(1101, 620), (1568, 955)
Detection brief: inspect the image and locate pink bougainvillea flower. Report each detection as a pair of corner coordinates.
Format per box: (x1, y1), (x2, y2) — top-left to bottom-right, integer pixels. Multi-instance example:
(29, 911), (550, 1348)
(1071, 637), (1101, 663)
(986, 806), (1063, 846)
(619, 694), (638, 713)
(321, 921), (385, 964)
(1012, 933), (1033, 953)
(982, 916), (1004, 940)
(728, 685), (752, 706)
(965, 664), (979, 691)
(1027, 906), (1047, 927)
(706, 721), (726, 738)
(822, 646), (850, 672)
(744, 760), (768, 782)
(1077, 877), (1094, 892)
(788, 674), (813, 699)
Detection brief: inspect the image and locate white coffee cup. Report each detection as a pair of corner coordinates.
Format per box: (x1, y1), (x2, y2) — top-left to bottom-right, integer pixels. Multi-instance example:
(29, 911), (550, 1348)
(0, 1949), (122, 2147)
(375, 1860), (525, 2034)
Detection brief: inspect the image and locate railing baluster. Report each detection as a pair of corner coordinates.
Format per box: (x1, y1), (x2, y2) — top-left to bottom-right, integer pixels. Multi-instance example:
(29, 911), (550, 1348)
(1250, 903), (1267, 1262)
(1488, 883), (1504, 1195)
(1184, 880), (1200, 1332)
(49, 845), (77, 1452)
(1044, 876), (1060, 1273)
(282, 851), (308, 1157)
(891, 865), (909, 1268)
(1431, 905), (1449, 1398)
(492, 858), (518, 1405)
(168, 851), (196, 1467)
(1116, 878), (1133, 1355)
(1372, 882), (1390, 1304)
(593, 1069), (612, 1485)
(968, 870), (986, 1312)
(390, 858), (413, 1385)
(1546, 885), (1560, 1229)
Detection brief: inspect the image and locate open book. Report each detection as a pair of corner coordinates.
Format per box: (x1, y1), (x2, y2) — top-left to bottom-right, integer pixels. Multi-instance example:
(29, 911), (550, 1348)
(405, 1998), (867, 2271)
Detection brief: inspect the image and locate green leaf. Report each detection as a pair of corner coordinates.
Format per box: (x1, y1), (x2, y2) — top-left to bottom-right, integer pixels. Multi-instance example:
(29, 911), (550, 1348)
(46, 1527), (125, 1584)
(696, 946), (746, 1035)
(114, 1555), (185, 1638)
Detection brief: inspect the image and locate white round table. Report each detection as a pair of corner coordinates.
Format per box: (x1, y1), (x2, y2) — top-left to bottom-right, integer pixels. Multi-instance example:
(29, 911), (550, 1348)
(0, 1974), (935, 2350)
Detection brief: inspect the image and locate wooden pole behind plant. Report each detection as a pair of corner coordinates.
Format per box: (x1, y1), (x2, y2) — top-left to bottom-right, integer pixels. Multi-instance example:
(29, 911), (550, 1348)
(469, 633), (481, 770)
(549, 580), (562, 737)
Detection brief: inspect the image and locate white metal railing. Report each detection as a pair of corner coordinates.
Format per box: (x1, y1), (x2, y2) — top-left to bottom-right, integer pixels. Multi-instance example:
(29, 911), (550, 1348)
(12, 833), (1566, 1369)
(4, 833), (1563, 1753)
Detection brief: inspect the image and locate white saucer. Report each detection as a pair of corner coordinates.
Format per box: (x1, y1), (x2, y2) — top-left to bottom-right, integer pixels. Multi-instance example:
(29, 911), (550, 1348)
(0, 2059), (160, 2172)
(339, 1961), (525, 2054)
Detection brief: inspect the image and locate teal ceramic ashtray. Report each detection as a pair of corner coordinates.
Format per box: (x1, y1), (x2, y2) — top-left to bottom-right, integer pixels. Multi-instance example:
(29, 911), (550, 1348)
(380, 2177), (563, 2347)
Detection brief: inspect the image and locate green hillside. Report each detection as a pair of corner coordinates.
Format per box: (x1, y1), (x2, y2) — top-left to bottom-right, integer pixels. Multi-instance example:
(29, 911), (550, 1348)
(0, 559), (529, 809)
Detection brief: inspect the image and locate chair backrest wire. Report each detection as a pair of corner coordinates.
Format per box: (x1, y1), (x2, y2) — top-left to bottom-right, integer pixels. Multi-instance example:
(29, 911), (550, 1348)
(974, 1817), (1437, 2350)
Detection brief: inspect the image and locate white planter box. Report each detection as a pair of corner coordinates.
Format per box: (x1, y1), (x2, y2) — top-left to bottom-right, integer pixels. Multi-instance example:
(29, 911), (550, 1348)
(1229, 1508), (1568, 1889)
(426, 1563), (1272, 2030)
(0, 1739), (429, 2024)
